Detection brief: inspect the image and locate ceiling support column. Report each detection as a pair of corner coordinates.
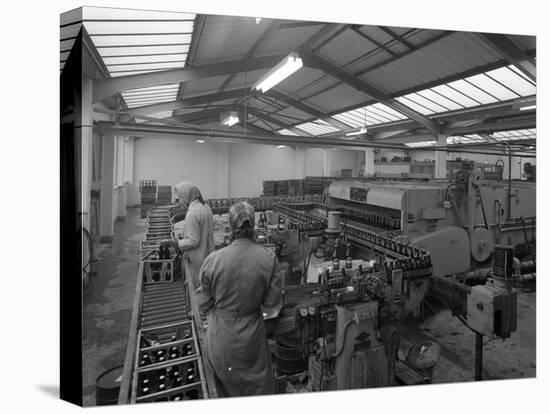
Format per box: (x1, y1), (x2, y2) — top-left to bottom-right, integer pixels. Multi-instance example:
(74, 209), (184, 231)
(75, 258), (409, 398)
(99, 135), (116, 241)
(295, 147), (306, 179)
(435, 133), (448, 179)
(364, 147), (375, 177)
(79, 75), (94, 231)
(323, 149), (333, 177)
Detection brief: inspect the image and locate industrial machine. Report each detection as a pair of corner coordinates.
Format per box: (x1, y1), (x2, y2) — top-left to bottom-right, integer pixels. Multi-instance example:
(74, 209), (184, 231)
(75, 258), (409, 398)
(267, 164), (534, 388)
(266, 255), (432, 390)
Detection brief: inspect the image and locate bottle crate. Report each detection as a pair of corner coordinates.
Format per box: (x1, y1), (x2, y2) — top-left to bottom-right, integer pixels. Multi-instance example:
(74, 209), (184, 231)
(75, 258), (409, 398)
(142, 251), (177, 284)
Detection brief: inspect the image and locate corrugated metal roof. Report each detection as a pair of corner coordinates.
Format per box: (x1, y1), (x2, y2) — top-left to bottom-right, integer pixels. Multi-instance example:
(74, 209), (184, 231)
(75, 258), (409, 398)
(256, 24), (322, 56)
(304, 83), (371, 113)
(192, 16), (276, 65)
(182, 74), (230, 95)
(273, 67), (334, 98)
(507, 34), (536, 52)
(222, 68), (269, 91)
(274, 105), (312, 122)
(359, 31), (503, 94)
(318, 28), (381, 68)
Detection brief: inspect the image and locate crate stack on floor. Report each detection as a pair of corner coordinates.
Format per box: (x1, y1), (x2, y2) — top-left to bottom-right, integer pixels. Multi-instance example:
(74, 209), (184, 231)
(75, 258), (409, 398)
(121, 205), (209, 403)
(140, 180), (157, 218)
(157, 186), (172, 206)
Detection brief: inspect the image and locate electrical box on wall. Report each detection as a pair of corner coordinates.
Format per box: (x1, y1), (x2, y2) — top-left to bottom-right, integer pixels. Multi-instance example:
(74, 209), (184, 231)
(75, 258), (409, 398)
(467, 283), (517, 338)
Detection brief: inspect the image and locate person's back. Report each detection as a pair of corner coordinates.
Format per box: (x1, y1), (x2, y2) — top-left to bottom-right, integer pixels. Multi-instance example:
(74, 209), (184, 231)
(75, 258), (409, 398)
(197, 201), (282, 398)
(204, 239), (279, 316)
(184, 199), (214, 288)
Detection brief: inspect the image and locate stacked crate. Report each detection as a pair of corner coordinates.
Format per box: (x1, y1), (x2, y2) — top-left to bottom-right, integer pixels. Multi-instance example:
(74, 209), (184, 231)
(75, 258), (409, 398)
(276, 180), (288, 196)
(140, 180), (157, 218)
(305, 176), (324, 195)
(263, 180), (276, 197)
(157, 186), (172, 206)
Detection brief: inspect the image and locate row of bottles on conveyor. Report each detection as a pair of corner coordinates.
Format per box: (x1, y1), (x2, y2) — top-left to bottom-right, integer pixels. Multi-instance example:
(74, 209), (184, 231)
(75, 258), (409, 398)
(139, 330), (193, 367)
(338, 207), (400, 230)
(138, 361), (200, 400)
(274, 203), (327, 230)
(139, 343), (194, 366)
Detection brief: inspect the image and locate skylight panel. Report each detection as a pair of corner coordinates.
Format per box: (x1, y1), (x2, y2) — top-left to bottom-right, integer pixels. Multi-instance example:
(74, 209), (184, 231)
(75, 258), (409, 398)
(91, 34), (192, 47)
(485, 66), (536, 97)
(405, 141), (436, 148)
(295, 119), (340, 135)
(401, 92), (450, 112)
(82, 7), (195, 21)
(417, 89), (463, 111)
(446, 79), (498, 104)
(395, 97), (435, 115)
(99, 45), (188, 57)
(278, 129), (299, 136)
(84, 21), (194, 35)
(430, 84), (480, 108)
(103, 53), (188, 65)
(465, 73), (519, 101)
(371, 103), (408, 120)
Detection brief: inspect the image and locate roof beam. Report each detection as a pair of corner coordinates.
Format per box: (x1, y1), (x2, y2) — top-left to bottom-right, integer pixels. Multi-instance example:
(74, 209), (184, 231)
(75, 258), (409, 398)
(377, 26), (416, 50)
(93, 53), (286, 102)
(218, 20), (280, 92)
(247, 107), (313, 136)
(350, 25), (399, 57)
(302, 51), (440, 135)
(127, 87), (250, 117)
(177, 14), (206, 100)
(174, 105), (239, 124)
(265, 89), (350, 130)
(479, 33), (536, 82)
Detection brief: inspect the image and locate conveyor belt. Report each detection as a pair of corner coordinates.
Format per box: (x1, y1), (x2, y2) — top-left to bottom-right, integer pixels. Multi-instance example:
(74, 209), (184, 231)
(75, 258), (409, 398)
(119, 206), (209, 404)
(140, 280), (190, 329)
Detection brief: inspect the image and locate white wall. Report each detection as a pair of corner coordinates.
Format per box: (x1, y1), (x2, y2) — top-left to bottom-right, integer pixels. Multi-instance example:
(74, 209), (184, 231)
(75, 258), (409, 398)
(304, 148), (324, 176)
(407, 149), (532, 180)
(228, 144), (296, 197)
(132, 138), (221, 202)
(131, 139), (363, 202)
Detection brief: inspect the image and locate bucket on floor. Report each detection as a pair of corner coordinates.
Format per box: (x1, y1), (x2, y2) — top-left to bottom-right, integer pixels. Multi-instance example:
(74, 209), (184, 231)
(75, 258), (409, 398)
(275, 342), (308, 376)
(96, 365), (124, 406)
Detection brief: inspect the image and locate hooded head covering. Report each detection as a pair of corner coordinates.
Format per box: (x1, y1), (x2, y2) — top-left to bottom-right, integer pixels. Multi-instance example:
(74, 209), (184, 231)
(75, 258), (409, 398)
(175, 181), (204, 207)
(228, 201), (255, 231)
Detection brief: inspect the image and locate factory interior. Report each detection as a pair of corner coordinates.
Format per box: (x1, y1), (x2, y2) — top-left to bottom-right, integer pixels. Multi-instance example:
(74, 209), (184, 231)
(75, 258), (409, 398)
(60, 6), (537, 406)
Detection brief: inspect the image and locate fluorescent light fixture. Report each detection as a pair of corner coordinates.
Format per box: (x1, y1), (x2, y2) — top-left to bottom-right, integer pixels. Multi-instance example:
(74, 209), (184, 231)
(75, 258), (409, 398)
(220, 111), (239, 127)
(345, 127), (367, 137)
(519, 105), (536, 111)
(252, 52), (303, 93)
(276, 145), (286, 148)
(196, 139), (205, 143)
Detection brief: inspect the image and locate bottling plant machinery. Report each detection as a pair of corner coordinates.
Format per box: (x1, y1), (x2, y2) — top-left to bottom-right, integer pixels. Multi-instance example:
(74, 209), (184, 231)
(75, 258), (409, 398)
(268, 163), (535, 388)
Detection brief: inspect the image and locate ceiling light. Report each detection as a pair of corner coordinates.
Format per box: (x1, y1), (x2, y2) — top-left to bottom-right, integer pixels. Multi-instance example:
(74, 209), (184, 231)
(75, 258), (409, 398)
(252, 52), (303, 93)
(196, 140), (205, 143)
(276, 145), (286, 148)
(255, 17), (262, 24)
(519, 105), (536, 111)
(220, 111), (239, 127)
(345, 127), (368, 137)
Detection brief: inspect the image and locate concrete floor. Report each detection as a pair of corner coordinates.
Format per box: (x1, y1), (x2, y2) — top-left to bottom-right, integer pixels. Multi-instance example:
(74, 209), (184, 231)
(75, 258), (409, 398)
(82, 209), (535, 405)
(82, 207), (145, 406)
(399, 291), (536, 383)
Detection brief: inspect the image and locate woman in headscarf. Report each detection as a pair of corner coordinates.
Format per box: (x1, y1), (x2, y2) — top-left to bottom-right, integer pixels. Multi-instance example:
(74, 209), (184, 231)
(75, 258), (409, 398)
(197, 201), (283, 397)
(173, 181), (214, 289)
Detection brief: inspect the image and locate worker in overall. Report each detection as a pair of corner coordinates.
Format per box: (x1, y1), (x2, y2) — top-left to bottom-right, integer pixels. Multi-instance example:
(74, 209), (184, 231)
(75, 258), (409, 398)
(172, 182), (214, 289)
(197, 201), (283, 397)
